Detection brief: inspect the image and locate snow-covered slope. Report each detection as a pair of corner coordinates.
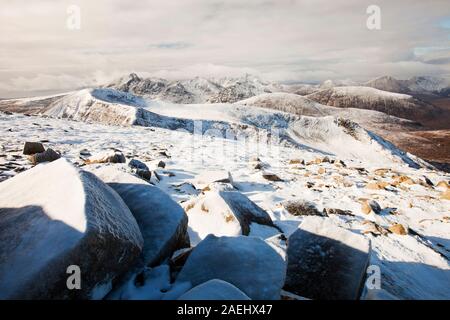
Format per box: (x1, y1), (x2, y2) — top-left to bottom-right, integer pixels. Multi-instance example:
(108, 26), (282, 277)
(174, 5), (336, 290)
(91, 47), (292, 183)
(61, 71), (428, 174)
(287, 116), (422, 168)
(1, 86), (427, 169)
(365, 75), (450, 95)
(44, 88), (147, 126)
(1, 110), (449, 299)
(407, 76), (450, 94)
(147, 99), (423, 168)
(0, 93), (69, 114)
(306, 86), (440, 122)
(237, 92), (421, 133)
(364, 76), (410, 94)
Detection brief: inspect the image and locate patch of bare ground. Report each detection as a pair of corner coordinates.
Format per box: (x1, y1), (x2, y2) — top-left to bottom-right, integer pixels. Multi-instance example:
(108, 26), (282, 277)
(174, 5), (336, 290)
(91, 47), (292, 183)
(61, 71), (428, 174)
(415, 96), (450, 129)
(374, 129), (450, 172)
(369, 96), (450, 171)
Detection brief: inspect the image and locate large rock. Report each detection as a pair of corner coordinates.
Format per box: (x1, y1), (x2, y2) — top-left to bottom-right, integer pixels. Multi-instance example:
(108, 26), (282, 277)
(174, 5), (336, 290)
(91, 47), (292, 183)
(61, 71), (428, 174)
(128, 159), (149, 171)
(183, 183), (275, 244)
(22, 141), (45, 155)
(191, 170), (234, 189)
(0, 159), (143, 299)
(285, 217), (371, 300)
(178, 279), (250, 300)
(28, 148), (61, 165)
(90, 166), (190, 266)
(176, 235), (286, 300)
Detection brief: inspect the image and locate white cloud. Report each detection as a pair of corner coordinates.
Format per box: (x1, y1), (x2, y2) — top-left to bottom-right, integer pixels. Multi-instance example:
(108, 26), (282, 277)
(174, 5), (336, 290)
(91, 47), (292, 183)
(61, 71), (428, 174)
(0, 0), (449, 96)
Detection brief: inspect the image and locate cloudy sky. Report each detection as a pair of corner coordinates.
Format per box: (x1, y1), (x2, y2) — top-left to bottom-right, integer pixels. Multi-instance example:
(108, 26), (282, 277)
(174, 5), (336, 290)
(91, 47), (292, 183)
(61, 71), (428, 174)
(1, 0), (449, 97)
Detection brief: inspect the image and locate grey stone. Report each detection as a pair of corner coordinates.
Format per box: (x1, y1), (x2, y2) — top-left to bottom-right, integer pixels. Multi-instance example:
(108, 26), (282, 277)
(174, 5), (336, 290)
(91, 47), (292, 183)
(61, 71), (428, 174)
(176, 235), (286, 300)
(285, 217), (371, 300)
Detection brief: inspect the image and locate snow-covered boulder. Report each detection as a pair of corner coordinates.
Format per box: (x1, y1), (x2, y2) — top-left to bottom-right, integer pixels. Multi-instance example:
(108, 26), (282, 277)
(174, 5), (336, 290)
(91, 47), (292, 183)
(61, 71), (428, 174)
(190, 170), (234, 190)
(183, 183), (275, 244)
(176, 235), (286, 300)
(0, 158), (143, 299)
(85, 150), (126, 164)
(285, 217), (370, 300)
(90, 166), (190, 266)
(128, 159), (149, 171)
(178, 279), (250, 300)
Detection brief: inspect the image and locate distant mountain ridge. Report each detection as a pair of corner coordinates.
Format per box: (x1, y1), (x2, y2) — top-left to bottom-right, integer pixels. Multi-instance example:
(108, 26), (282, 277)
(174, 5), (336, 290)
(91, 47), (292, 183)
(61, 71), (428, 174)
(364, 75), (450, 95)
(103, 73), (279, 104)
(306, 86), (441, 122)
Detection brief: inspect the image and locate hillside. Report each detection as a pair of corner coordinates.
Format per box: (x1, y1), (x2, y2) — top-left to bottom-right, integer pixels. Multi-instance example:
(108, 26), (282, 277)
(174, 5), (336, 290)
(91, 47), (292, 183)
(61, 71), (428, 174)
(306, 86), (441, 123)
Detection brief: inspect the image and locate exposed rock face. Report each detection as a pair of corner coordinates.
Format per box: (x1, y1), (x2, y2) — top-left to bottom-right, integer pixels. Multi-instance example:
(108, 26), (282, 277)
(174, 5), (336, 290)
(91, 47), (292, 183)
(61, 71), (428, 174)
(104, 73), (275, 104)
(183, 183), (275, 244)
(0, 159), (143, 299)
(176, 235), (286, 300)
(207, 83), (262, 103)
(285, 218), (371, 300)
(90, 166), (190, 266)
(178, 279), (251, 300)
(104, 74), (195, 104)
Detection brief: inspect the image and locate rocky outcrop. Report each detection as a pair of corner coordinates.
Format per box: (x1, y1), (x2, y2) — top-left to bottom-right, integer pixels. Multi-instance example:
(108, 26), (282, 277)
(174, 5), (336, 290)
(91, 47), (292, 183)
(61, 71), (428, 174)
(0, 159), (143, 299)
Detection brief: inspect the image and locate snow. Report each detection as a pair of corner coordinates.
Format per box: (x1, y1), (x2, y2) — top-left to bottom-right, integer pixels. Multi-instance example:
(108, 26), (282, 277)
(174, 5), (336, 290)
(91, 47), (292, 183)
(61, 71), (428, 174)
(43, 89), (143, 126)
(24, 87), (426, 169)
(107, 264), (191, 300)
(0, 97), (449, 299)
(0, 158), (87, 232)
(332, 86), (412, 99)
(178, 279), (251, 300)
